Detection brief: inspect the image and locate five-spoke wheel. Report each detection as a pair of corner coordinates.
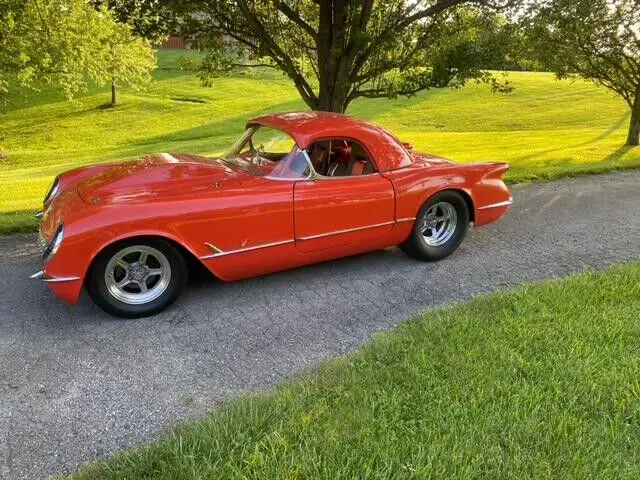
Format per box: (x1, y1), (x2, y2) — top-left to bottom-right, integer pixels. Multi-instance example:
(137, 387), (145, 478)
(87, 238), (187, 318)
(104, 245), (172, 305)
(422, 201), (458, 247)
(400, 190), (470, 261)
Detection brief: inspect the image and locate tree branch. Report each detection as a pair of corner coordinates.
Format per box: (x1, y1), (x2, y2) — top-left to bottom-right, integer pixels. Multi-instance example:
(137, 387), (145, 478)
(236, 0), (318, 107)
(271, 0), (318, 40)
(349, 0), (470, 83)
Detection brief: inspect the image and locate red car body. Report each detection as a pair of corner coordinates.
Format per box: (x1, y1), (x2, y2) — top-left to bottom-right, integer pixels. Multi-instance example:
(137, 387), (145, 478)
(34, 112), (512, 305)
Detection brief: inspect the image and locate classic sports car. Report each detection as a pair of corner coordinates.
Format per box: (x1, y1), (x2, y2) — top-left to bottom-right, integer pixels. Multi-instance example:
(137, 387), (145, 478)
(32, 112), (512, 318)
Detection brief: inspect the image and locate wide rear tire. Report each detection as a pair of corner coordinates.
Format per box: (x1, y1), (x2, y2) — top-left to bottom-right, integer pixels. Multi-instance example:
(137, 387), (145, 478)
(400, 190), (470, 261)
(86, 238), (187, 318)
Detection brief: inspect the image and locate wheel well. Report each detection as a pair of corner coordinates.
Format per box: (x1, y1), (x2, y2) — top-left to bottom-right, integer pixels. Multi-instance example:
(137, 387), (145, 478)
(424, 189), (475, 223)
(87, 235), (212, 281)
(457, 190), (475, 223)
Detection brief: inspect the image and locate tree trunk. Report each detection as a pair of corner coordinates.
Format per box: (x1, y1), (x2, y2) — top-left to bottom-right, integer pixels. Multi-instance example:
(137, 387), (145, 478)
(626, 84), (640, 146)
(111, 81), (117, 107)
(314, 0), (353, 113)
(316, 84), (349, 113)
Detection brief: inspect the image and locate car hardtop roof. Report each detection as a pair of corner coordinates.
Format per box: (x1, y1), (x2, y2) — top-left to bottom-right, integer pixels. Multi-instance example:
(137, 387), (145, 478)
(247, 111), (413, 171)
(247, 112), (385, 147)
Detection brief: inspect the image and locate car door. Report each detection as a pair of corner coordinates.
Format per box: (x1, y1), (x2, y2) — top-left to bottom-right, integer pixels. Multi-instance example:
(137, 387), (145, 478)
(293, 174), (395, 253)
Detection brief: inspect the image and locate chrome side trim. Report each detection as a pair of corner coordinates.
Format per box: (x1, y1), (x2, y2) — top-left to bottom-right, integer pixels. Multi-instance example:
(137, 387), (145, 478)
(44, 276), (81, 283)
(297, 221), (394, 241)
(200, 218), (412, 259)
(200, 239), (295, 259)
(30, 270), (81, 283)
(315, 171), (379, 180)
(204, 242), (223, 254)
(478, 198), (513, 210)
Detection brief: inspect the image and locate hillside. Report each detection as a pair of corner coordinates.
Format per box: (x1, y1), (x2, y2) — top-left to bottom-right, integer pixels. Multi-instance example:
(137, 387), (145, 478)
(1, 49), (638, 233)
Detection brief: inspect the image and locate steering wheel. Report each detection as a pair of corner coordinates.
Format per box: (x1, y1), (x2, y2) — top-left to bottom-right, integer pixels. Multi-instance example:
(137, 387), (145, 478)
(248, 137), (265, 165)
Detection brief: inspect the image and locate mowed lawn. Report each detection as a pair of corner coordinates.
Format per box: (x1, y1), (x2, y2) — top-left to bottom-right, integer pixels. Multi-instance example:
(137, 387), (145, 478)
(69, 263), (640, 479)
(2, 49), (640, 233)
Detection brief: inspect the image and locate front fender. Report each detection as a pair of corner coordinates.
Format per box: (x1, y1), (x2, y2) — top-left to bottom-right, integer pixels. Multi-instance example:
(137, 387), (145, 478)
(38, 199), (228, 305)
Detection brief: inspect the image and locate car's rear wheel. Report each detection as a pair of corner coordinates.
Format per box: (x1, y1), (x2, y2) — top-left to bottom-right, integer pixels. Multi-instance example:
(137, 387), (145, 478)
(400, 190), (470, 261)
(86, 238), (187, 318)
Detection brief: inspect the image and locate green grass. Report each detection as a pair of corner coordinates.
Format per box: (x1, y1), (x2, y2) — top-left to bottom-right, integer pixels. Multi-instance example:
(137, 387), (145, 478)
(2, 49), (640, 233)
(68, 263), (640, 479)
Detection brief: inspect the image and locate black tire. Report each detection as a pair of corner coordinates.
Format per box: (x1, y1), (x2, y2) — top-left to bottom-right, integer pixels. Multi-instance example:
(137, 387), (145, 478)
(400, 190), (470, 261)
(86, 237), (188, 318)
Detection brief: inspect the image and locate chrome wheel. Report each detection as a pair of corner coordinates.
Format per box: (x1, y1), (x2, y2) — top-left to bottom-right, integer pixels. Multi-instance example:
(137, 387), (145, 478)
(104, 245), (171, 305)
(422, 201), (458, 247)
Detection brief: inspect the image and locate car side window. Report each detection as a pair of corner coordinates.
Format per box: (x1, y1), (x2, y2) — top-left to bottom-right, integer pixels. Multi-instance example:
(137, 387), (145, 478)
(307, 140), (377, 177)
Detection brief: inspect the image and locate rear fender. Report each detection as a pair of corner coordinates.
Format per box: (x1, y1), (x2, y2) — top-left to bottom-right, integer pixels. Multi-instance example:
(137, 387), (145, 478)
(385, 161), (510, 228)
(472, 163), (512, 226)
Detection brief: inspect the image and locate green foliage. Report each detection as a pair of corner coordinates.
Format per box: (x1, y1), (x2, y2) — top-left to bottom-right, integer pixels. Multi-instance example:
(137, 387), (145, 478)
(89, 0), (176, 41)
(367, 7), (517, 95)
(523, 0), (640, 145)
(69, 263), (640, 479)
(176, 0), (518, 112)
(97, 18), (157, 105)
(2, 50), (640, 234)
(0, 0), (155, 103)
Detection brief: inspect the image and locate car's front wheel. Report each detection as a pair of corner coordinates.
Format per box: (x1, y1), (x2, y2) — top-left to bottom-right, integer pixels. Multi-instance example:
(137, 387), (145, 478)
(86, 238), (187, 318)
(400, 190), (470, 261)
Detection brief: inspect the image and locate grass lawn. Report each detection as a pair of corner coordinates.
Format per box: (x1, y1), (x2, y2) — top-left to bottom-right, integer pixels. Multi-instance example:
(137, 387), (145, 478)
(2, 49), (640, 233)
(67, 263), (640, 479)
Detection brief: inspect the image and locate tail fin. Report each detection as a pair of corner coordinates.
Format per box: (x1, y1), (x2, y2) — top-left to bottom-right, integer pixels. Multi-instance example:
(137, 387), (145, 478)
(482, 163), (510, 180)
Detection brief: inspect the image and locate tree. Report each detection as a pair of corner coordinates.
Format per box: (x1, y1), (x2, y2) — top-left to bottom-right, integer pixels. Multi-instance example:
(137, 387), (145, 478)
(96, 19), (157, 106)
(0, 0), (156, 106)
(524, 0), (640, 146)
(90, 0), (177, 41)
(174, 0), (517, 113)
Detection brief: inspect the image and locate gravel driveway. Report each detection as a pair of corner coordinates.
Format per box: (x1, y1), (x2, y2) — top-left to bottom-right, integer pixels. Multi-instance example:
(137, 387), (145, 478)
(1, 170), (640, 479)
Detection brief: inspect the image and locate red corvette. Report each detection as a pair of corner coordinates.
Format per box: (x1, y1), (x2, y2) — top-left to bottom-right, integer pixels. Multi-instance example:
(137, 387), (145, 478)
(32, 112), (512, 318)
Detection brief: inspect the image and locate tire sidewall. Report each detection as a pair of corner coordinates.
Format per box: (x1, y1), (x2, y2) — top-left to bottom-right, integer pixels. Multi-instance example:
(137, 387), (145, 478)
(407, 190), (470, 261)
(86, 238), (187, 318)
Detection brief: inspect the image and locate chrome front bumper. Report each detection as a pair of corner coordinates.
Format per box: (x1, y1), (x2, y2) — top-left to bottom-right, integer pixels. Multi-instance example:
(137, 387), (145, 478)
(33, 210), (75, 283)
(30, 270), (80, 283)
(32, 204), (78, 283)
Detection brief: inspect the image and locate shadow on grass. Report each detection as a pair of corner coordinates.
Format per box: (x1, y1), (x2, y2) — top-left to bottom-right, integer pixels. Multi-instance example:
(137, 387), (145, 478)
(90, 98), (306, 163)
(508, 114), (629, 165)
(169, 96), (208, 104)
(600, 144), (635, 163)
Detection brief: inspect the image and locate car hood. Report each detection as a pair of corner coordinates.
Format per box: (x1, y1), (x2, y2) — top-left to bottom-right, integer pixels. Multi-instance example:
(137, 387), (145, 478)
(76, 153), (246, 205)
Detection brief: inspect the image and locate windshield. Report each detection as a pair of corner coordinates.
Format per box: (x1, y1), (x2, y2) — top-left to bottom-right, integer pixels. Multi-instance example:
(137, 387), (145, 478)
(222, 125), (311, 178)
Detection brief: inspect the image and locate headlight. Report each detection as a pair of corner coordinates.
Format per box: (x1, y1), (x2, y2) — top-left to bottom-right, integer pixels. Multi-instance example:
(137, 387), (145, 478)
(44, 177), (60, 205)
(43, 224), (64, 262)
